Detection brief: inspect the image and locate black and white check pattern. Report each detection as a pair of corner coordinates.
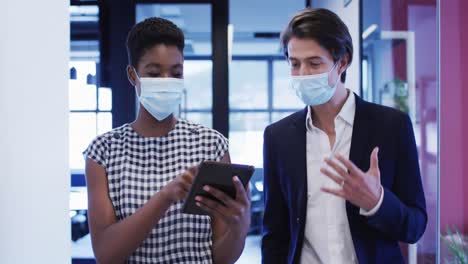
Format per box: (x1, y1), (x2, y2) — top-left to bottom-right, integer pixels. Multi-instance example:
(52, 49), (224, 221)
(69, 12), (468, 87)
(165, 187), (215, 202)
(84, 119), (228, 263)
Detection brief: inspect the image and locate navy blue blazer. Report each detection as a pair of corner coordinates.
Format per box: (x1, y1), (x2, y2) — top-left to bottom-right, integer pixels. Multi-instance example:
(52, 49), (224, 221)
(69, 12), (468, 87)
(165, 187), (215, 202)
(261, 94), (427, 264)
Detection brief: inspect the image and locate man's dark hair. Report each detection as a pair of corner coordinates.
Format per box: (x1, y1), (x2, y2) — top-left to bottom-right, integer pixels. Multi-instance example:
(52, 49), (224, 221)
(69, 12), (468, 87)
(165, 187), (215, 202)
(126, 17), (185, 68)
(281, 8), (353, 83)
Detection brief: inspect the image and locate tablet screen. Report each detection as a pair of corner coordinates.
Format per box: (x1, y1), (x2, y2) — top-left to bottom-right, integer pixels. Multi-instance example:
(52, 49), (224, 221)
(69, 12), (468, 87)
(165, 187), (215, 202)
(182, 161), (255, 215)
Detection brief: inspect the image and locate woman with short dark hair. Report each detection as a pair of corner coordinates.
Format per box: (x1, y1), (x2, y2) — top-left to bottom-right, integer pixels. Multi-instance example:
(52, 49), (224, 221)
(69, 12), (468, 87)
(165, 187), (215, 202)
(84, 17), (251, 264)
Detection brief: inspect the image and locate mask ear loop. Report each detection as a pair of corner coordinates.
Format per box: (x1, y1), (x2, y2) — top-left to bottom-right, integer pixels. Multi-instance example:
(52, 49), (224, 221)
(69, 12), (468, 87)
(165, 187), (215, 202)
(132, 67), (143, 103)
(329, 61), (343, 88)
(132, 66), (141, 82)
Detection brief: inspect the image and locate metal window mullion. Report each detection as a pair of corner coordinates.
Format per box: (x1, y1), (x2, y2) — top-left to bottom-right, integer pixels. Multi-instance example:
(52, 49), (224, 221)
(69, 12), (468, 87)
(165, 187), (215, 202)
(268, 58), (273, 123)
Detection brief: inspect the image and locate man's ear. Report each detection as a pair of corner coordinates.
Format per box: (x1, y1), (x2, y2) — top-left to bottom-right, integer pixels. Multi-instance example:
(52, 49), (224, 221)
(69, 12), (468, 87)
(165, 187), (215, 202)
(338, 54), (350, 76)
(127, 65), (138, 86)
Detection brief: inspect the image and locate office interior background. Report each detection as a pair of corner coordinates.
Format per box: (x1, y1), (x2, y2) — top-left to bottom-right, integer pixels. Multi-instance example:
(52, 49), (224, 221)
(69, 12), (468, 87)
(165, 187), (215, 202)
(0, 0), (467, 263)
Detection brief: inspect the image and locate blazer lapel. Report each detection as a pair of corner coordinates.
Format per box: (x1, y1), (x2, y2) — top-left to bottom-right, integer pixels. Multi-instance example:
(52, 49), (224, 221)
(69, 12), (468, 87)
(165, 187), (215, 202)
(290, 107), (309, 263)
(291, 107), (308, 203)
(347, 94), (373, 216)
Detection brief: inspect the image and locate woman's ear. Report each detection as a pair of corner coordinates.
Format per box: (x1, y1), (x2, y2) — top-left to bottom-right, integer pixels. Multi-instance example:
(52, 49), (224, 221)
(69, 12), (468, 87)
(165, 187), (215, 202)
(127, 65), (138, 86)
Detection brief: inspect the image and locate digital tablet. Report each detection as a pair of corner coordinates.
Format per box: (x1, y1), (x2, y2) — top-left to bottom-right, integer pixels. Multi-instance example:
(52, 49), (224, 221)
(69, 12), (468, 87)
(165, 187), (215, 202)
(182, 161), (255, 215)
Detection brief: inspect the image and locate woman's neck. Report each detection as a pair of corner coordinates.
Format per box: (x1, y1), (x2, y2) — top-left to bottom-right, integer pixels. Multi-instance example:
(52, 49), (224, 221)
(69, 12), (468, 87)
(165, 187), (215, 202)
(131, 107), (177, 137)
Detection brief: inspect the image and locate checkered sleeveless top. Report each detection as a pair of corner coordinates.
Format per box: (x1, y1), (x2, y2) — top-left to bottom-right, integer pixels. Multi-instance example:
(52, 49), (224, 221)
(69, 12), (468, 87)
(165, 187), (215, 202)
(84, 119), (228, 263)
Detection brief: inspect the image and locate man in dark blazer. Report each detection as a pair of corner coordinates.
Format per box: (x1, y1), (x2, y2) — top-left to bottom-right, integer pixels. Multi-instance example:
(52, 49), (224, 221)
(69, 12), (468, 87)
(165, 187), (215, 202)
(261, 8), (427, 264)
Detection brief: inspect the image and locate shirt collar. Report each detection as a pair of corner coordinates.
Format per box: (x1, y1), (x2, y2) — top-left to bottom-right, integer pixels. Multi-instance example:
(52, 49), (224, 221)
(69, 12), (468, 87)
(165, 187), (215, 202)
(306, 90), (356, 131)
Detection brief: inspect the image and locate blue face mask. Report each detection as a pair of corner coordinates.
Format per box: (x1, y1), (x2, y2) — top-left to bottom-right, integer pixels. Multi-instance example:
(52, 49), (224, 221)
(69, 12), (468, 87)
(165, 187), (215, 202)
(134, 69), (185, 121)
(290, 63), (340, 106)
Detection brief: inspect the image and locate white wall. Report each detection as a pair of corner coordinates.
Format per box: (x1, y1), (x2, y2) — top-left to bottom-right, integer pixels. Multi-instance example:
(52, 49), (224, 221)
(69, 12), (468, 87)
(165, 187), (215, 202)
(312, 0), (361, 94)
(0, 1), (70, 263)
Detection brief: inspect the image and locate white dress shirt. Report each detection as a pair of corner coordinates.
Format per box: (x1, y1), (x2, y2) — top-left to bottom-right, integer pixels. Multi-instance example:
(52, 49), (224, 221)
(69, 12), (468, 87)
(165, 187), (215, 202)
(300, 91), (384, 264)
